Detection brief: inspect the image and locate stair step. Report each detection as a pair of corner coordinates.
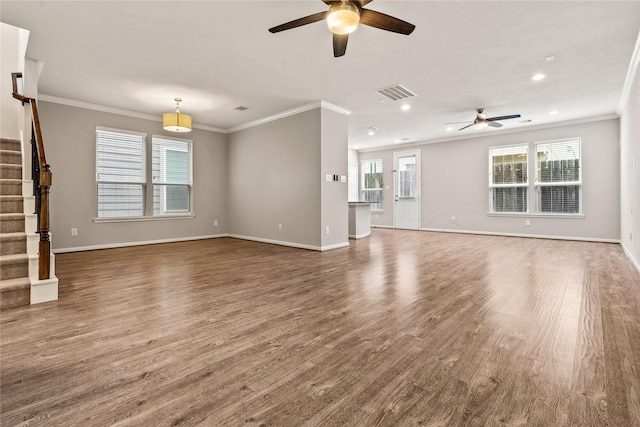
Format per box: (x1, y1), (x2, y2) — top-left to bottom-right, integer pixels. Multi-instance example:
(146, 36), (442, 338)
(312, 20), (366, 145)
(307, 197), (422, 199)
(0, 277), (30, 309)
(0, 150), (21, 165)
(0, 232), (27, 255)
(0, 254), (29, 280)
(0, 179), (22, 196)
(0, 138), (21, 151)
(0, 195), (24, 214)
(0, 163), (22, 180)
(0, 213), (25, 233)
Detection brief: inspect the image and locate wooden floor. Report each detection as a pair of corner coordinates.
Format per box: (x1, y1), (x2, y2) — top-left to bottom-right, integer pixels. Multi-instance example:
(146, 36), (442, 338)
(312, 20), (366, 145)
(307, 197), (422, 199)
(1, 230), (640, 426)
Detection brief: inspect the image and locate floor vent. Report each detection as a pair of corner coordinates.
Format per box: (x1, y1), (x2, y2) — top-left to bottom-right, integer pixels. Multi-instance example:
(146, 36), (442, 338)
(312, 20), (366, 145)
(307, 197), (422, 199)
(375, 84), (417, 101)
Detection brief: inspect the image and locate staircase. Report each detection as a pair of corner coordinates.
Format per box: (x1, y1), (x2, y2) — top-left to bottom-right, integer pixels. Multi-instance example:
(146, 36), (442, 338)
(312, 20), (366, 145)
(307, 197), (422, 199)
(0, 138), (30, 308)
(0, 137), (58, 309)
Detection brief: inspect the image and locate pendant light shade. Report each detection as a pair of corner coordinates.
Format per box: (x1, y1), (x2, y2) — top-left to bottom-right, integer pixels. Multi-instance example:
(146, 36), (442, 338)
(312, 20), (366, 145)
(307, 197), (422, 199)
(163, 98), (192, 132)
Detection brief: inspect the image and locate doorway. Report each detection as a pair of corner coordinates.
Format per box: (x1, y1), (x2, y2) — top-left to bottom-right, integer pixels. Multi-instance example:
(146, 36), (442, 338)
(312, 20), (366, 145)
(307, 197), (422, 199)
(393, 150), (421, 230)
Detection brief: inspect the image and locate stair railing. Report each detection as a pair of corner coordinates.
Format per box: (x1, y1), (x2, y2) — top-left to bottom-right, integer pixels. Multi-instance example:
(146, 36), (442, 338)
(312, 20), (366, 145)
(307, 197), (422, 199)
(11, 72), (51, 280)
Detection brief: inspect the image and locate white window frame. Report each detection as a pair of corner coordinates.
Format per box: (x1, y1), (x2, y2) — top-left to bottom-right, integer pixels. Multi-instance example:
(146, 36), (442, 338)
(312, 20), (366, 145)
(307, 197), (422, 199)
(95, 126), (147, 219)
(361, 159), (384, 211)
(151, 135), (193, 216)
(534, 138), (582, 215)
(488, 144), (529, 214)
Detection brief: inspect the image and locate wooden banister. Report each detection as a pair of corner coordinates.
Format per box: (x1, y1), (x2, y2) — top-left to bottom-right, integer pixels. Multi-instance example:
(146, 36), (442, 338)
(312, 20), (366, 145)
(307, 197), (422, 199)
(11, 72), (52, 280)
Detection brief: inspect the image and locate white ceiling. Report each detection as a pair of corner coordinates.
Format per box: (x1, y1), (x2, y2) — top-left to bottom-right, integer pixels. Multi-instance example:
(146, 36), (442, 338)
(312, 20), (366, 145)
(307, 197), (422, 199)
(2, 1), (640, 150)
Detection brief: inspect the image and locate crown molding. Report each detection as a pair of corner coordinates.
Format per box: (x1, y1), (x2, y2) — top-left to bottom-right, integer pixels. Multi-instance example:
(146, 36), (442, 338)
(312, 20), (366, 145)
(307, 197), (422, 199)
(617, 27), (640, 115)
(38, 95), (351, 135)
(226, 100), (351, 133)
(38, 94), (228, 133)
(357, 113), (619, 153)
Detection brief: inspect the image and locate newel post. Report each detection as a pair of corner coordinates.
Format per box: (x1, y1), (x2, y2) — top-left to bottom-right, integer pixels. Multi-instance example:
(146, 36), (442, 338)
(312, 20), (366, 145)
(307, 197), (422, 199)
(38, 165), (52, 280)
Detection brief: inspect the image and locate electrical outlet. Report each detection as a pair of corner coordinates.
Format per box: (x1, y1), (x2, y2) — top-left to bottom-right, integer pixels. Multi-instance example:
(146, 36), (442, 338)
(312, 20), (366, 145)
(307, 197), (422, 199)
(71, 228), (78, 236)
(214, 220), (218, 227)
(525, 219), (531, 226)
(325, 226), (330, 235)
(278, 223), (283, 231)
(451, 216), (456, 223)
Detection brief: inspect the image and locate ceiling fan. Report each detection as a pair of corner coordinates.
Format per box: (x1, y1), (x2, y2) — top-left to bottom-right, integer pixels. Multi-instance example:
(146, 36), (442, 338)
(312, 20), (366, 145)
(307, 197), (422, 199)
(268, 0), (416, 57)
(449, 108), (522, 131)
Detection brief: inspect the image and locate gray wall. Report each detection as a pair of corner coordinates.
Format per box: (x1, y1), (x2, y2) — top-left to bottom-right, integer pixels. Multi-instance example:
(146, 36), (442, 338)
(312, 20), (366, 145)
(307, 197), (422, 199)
(39, 101), (227, 251)
(620, 62), (640, 267)
(360, 118), (620, 241)
(1, 23), (21, 140)
(227, 108), (322, 248)
(320, 108), (348, 248)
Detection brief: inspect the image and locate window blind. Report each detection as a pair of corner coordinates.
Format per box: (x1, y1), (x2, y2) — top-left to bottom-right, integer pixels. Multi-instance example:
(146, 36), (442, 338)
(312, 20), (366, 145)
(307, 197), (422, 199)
(152, 136), (192, 215)
(96, 128), (146, 218)
(489, 145), (528, 213)
(535, 139), (581, 213)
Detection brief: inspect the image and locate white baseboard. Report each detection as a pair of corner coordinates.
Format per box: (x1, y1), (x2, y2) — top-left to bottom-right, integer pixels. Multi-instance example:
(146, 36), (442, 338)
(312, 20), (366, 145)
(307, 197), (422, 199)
(321, 242), (350, 251)
(419, 228), (620, 244)
(228, 234), (348, 251)
(31, 277), (58, 304)
(371, 225), (394, 229)
(53, 234), (228, 253)
(621, 241), (640, 274)
(349, 231), (371, 239)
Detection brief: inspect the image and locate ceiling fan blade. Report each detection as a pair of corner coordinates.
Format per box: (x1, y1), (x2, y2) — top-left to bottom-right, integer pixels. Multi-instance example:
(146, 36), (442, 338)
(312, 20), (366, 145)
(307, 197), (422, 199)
(445, 121), (473, 125)
(333, 33), (349, 57)
(486, 114), (521, 122)
(458, 123), (474, 131)
(359, 9), (415, 35)
(488, 121), (503, 128)
(269, 11), (327, 33)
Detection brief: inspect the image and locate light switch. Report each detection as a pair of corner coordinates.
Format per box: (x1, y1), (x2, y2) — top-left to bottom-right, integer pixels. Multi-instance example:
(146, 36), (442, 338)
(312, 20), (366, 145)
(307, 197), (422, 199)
(325, 174), (332, 182)
(340, 175), (347, 182)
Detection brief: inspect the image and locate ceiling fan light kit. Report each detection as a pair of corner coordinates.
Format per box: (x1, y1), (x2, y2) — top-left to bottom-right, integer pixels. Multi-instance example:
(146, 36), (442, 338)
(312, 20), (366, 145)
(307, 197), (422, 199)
(327, 3), (360, 35)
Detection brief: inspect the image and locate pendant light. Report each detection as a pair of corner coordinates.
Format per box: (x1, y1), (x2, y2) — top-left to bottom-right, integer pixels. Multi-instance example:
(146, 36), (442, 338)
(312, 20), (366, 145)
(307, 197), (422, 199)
(163, 98), (192, 133)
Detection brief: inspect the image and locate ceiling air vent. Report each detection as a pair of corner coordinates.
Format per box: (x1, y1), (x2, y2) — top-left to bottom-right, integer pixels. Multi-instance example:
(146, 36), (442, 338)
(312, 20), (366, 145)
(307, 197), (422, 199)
(375, 84), (417, 101)
(234, 106), (249, 111)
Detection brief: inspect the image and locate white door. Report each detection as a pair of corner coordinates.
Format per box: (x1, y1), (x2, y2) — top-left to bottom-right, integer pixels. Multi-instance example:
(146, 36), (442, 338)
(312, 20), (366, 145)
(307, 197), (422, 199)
(393, 150), (420, 230)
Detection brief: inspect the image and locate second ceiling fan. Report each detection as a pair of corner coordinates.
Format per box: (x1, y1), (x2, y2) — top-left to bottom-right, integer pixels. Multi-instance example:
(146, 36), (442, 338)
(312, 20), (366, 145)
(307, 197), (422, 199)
(268, 0), (416, 57)
(452, 109), (522, 131)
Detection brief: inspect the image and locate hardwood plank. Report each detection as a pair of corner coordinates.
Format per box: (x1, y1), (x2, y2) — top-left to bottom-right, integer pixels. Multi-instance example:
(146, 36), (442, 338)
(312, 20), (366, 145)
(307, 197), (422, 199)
(1, 230), (639, 426)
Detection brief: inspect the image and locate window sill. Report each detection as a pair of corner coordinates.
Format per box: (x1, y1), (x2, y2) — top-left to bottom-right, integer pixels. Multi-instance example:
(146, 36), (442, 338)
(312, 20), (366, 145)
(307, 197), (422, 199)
(487, 212), (584, 219)
(93, 214), (195, 223)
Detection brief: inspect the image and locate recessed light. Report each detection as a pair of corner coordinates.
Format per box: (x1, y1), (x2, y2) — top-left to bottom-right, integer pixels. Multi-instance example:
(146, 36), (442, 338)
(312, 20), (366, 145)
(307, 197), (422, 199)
(532, 73), (546, 81)
(446, 127), (454, 132)
(394, 139), (401, 143)
(368, 131), (375, 136)
(549, 110), (559, 115)
(353, 145), (359, 149)
(545, 55), (555, 62)
(401, 104), (411, 111)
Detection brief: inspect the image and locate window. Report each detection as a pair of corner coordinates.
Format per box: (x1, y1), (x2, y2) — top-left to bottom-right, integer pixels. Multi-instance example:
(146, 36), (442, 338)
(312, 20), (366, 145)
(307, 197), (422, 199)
(397, 155), (417, 198)
(96, 128), (146, 218)
(535, 139), (581, 213)
(489, 145), (528, 213)
(152, 136), (192, 215)
(361, 159), (383, 210)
